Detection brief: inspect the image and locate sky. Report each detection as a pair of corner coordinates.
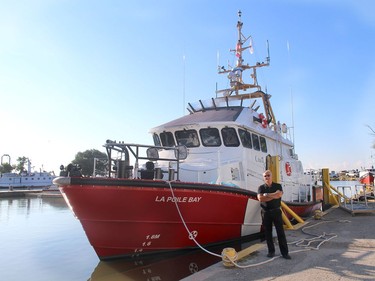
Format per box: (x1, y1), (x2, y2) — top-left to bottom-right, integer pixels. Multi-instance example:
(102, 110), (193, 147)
(1, 0), (375, 175)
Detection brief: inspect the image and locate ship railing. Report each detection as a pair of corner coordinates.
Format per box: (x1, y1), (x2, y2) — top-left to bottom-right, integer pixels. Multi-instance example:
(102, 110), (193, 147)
(104, 140), (188, 181)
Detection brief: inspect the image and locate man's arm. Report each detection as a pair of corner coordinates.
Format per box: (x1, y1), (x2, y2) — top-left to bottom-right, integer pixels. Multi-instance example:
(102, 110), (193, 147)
(257, 190), (283, 202)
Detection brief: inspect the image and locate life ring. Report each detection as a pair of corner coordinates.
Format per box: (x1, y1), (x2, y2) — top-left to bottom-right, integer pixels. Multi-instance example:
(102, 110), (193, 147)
(258, 113), (267, 128)
(285, 162), (292, 176)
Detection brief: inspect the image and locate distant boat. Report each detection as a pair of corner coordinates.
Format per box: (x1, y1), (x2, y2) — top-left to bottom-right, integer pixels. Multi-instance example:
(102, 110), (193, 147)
(54, 11), (321, 260)
(0, 159), (55, 190)
(359, 167), (374, 185)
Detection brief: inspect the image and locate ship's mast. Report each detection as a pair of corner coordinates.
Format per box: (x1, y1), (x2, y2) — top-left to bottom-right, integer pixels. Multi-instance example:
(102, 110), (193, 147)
(218, 10), (270, 95)
(217, 10), (276, 126)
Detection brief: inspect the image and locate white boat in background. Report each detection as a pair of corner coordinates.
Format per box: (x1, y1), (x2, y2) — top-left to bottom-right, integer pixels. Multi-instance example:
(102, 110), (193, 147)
(0, 159), (55, 190)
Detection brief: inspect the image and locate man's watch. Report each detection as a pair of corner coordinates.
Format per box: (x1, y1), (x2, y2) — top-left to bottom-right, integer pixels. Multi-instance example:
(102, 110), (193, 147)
(263, 193), (267, 197)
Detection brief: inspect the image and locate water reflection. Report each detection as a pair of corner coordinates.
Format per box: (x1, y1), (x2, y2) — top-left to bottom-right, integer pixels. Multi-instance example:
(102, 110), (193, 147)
(0, 196), (67, 218)
(89, 238), (258, 281)
(41, 196), (68, 209)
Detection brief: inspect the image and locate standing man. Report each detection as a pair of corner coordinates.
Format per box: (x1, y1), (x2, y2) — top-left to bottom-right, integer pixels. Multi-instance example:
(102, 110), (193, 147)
(257, 170), (291, 259)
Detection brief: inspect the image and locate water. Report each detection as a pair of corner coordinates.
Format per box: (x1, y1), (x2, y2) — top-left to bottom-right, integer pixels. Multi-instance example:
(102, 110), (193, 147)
(0, 194), (255, 281)
(0, 196), (97, 281)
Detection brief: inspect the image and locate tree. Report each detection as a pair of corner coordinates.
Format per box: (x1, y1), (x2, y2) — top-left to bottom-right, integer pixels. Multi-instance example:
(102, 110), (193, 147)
(72, 149), (107, 177)
(0, 162), (14, 173)
(15, 156), (29, 173)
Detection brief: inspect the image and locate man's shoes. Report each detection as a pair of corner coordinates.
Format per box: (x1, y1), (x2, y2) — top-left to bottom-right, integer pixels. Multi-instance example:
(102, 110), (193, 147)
(282, 254), (291, 259)
(267, 252), (275, 258)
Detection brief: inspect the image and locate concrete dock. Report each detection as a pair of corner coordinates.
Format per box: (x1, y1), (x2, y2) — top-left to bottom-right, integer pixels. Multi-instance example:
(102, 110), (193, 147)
(182, 206), (375, 281)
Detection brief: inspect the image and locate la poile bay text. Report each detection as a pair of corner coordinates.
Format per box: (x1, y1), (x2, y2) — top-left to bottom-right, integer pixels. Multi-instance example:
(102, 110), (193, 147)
(155, 196), (202, 203)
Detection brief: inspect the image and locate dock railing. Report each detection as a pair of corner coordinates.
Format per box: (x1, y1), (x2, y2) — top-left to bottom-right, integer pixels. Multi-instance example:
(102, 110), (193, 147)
(335, 184), (375, 214)
(322, 168), (374, 215)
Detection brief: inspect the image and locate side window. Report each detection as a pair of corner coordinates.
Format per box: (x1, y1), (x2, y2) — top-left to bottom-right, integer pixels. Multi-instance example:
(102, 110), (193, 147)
(153, 133), (161, 146)
(160, 132), (176, 147)
(260, 136), (267, 153)
(199, 128), (221, 147)
(252, 133), (260, 151)
(175, 129), (200, 147)
(221, 127), (240, 147)
(238, 129), (252, 148)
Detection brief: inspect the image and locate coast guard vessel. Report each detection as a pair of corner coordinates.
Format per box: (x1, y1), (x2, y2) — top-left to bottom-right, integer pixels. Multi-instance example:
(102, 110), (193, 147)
(54, 11), (320, 260)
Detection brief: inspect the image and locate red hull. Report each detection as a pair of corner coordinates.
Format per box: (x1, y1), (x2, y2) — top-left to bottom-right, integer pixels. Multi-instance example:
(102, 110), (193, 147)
(59, 178), (261, 259)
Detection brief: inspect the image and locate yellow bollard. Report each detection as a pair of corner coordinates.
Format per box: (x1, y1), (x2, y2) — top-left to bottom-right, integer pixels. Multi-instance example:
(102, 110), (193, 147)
(314, 209), (323, 220)
(221, 248), (238, 267)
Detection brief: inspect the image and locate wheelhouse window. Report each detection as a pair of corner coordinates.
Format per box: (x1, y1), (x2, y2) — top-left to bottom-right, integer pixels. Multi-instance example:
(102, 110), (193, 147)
(159, 132), (175, 147)
(199, 128), (221, 147)
(238, 129), (252, 148)
(221, 127), (240, 147)
(252, 133), (260, 151)
(175, 129), (200, 147)
(153, 133), (161, 146)
(260, 136), (267, 153)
